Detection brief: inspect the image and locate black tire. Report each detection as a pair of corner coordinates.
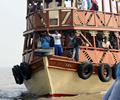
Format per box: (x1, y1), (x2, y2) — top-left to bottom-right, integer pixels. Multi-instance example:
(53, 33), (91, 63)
(20, 62), (31, 80)
(77, 61), (93, 80)
(12, 65), (23, 84)
(98, 64), (112, 82)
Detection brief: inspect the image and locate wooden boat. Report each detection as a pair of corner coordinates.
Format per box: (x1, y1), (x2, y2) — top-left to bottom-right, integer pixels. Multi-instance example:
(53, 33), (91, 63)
(12, 0), (120, 97)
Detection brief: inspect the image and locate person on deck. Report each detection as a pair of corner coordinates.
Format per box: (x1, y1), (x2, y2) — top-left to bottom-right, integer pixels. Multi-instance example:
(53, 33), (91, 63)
(80, 0), (88, 10)
(102, 36), (112, 49)
(67, 32), (82, 61)
(64, 0), (71, 7)
(96, 33), (103, 48)
(72, 32), (82, 61)
(40, 32), (51, 49)
(90, 0), (99, 11)
(48, 30), (63, 56)
(103, 63), (120, 100)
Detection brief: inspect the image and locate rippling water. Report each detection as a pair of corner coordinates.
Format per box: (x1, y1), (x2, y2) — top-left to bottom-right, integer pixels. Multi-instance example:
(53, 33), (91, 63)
(0, 67), (26, 100)
(0, 67), (105, 100)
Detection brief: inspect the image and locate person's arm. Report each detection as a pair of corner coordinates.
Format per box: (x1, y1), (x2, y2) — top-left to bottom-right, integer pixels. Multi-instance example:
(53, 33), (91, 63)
(47, 28), (51, 36)
(109, 42), (113, 49)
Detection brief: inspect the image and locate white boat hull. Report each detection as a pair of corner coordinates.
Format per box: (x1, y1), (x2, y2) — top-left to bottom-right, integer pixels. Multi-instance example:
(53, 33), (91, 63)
(24, 66), (113, 96)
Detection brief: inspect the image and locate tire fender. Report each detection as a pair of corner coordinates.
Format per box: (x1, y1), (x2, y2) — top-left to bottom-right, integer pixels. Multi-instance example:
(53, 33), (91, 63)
(12, 65), (23, 84)
(20, 62), (32, 80)
(98, 64), (112, 82)
(77, 61), (93, 80)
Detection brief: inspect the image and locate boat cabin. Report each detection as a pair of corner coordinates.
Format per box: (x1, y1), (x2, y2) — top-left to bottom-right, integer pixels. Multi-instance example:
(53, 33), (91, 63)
(12, 0), (120, 93)
(25, 0), (120, 31)
(23, 0), (120, 65)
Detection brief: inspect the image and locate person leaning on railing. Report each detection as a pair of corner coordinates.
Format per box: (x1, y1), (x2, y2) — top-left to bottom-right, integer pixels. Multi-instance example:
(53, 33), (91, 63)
(48, 30), (63, 56)
(102, 36), (112, 49)
(40, 31), (51, 49)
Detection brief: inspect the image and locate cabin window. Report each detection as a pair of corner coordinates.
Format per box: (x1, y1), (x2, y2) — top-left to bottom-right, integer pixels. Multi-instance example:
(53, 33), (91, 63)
(112, 0), (117, 13)
(104, 0), (110, 12)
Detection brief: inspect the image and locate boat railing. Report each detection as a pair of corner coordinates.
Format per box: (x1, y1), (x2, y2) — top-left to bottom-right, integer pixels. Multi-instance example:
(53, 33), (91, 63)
(25, 8), (120, 33)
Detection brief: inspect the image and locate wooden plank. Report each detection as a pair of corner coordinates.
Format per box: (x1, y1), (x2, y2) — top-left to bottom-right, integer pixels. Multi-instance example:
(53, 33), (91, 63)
(73, 11), (83, 26)
(105, 13), (111, 26)
(95, 12), (105, 27)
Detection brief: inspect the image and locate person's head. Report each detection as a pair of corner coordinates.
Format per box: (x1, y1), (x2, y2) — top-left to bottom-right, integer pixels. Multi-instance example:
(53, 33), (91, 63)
(103, 37), (108, 43)
(55, 30), (59, 34)
(41, 31), (47, 36)
(69, 32), (74, 37)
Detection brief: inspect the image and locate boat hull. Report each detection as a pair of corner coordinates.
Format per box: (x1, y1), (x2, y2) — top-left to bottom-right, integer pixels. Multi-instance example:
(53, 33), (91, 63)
(24, 62), (113, 96)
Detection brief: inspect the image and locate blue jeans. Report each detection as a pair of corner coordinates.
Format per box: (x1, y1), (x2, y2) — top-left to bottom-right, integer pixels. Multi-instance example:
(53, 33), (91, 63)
(54, 45), (63, 56)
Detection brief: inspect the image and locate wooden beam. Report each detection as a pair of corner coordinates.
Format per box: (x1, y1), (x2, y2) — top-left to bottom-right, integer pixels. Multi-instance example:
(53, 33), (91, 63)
(116, 1), (119, 13)
(79, 32), (93, 47)
(102, 0), (105, 12)
(109, 0), (112, 12)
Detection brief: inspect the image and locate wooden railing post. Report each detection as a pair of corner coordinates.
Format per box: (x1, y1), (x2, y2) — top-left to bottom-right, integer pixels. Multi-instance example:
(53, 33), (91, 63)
(71, 9), (74, 26)
(59, 9), (62, 27)
(46, 10), (49, 28)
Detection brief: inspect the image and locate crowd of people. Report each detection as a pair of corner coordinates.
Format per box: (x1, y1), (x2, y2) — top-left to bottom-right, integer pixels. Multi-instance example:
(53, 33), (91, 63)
(28, 0), (43, 14)
(36, 30), (120, 62)
(96, 32), (119, 49)
(27, 0), (99, 14)
(37, 30), (83, 61)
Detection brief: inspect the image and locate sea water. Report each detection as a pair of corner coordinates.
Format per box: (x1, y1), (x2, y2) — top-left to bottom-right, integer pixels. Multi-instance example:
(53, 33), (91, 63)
(0, 67), (104, 100)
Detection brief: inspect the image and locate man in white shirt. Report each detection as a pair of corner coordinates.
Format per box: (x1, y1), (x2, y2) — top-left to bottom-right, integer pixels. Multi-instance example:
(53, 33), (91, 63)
(49, 30), (63, 56)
